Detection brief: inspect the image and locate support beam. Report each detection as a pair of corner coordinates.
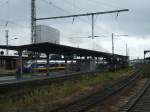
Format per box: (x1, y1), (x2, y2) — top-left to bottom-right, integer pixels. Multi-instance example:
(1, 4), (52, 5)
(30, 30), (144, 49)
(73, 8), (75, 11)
(46, 53), (50, 75)
(103, 57), (105, 65)
(126, 44), (128, 56)
(85, 56), (87, 60)
(92, 56), (95, 59)
(16, 50), (23, 80)
(36, 9), (129, 21)
(97, 57), (99, 64)
(65, 58), (68, 73)
(144, 54), (145, 64)
(35, 9), (128, 40)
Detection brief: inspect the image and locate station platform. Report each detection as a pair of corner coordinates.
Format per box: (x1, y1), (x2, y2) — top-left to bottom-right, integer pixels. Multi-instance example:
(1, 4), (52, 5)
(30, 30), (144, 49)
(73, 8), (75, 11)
(0, 71), (73, 86)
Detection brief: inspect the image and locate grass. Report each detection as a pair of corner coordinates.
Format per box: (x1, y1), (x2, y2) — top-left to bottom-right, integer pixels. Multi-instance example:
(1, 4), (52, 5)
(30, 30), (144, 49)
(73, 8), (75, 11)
(0, 67), (133, 112)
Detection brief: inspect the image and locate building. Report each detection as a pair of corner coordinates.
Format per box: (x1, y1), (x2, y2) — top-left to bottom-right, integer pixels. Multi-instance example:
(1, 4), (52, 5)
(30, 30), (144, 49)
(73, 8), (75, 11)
(35, 25), (60, 44)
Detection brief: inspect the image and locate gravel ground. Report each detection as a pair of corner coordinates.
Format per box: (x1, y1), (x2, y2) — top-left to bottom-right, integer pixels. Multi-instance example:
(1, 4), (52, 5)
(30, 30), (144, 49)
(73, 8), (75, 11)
(86, 78), (147, 112)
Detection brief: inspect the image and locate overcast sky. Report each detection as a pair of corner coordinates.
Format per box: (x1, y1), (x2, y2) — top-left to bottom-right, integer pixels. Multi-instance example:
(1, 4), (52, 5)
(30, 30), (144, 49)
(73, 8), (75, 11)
(0, 0), (149, 59)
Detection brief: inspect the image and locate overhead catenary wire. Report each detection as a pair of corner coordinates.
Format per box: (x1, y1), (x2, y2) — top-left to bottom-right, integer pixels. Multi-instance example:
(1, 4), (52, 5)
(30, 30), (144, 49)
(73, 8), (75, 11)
(36, 8), (128, 39)
(0, 0), (27, 28)
(0, 0), (9, 8)
(63, 0), (86, 13)
(32, 0), (129, 44)
(88, 0), (125, 10)
(86, 0), (124, 19)
(42, 0), (71, 14)
(40, 0), (92, 24)
(39, 0), (128, 36)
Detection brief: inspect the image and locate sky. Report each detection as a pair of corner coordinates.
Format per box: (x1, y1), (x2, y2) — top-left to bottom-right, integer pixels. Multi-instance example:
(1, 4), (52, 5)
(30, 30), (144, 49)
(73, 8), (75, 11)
(0, 0), (150, 59)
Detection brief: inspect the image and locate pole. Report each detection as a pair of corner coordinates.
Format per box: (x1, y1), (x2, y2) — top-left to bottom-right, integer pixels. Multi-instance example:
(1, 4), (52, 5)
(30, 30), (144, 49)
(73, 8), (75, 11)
(5, 30), (9, 55)
(92, 14), (94, 39)
(46, 53), (50, 75)
(126, 44), (128, 56)
(31, 0), (36, 44)
(144, 52), (146, 64)
(16, 50), (23, 79)
(35, 9), (129, 40)
(112, 33), (114, 54)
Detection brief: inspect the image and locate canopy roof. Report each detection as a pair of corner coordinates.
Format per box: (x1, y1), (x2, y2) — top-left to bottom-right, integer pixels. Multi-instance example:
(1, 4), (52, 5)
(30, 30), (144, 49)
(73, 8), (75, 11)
(0, 42), (127, 59)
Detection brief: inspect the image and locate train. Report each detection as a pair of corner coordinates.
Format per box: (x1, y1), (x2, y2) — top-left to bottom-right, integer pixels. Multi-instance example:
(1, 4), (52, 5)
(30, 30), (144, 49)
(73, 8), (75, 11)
(23, 61), (65, 73)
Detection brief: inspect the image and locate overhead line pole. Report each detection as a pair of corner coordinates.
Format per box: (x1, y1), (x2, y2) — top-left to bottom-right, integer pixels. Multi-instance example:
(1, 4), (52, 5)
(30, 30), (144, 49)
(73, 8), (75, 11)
(112, 33), (114, 55)
(31, 0), (36, 44)
(35, 9), (129, 40)
(92, 14), (94, 39)
(126, 44), (129, 56)
(6, 30), (9, 55)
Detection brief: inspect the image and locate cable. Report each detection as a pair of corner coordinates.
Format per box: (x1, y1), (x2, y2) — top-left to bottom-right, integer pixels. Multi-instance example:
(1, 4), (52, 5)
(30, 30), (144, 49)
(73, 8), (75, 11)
(0, 18), (27, 29)
(39, 0), (128, 40)
(86, 0), (128, 34)
(0, 0), (27, 29)
(63, 0), (86, 13)
(91, 0), (125, 9)
(40, 0), (91, 25)
(0, 0), (9, 8)
(42, 0), (70, 14)
(6, 0), (10, 28)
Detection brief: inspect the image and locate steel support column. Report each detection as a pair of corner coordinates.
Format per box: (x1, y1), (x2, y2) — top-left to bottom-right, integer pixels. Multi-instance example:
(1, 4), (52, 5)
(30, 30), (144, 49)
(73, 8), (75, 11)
(46, 53), (50, 75)
(16, 50), (23, 79)
(31, 0), (36, 43)
(92, 14), (94, 39)
(65, 57), (68, 73)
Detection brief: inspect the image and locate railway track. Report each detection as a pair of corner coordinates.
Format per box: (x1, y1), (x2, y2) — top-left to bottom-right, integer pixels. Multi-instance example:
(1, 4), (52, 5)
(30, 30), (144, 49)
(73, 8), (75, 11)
(120, 79), (150, 112)
(51, 71), (140, 112)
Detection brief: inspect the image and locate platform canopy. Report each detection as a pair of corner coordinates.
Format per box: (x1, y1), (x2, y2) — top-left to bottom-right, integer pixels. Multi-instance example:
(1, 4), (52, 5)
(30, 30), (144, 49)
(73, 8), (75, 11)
(0, 45), (18, 51)
(0, 42), (127, 59)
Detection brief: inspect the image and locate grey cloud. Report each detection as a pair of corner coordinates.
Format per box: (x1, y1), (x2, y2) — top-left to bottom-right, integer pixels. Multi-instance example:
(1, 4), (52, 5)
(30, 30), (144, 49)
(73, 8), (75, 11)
(0, 0), (150, 58)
